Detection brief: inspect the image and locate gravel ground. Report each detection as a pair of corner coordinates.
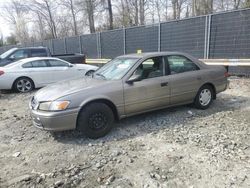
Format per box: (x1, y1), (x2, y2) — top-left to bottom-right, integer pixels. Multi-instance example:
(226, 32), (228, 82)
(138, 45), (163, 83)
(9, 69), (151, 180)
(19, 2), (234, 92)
(0, 77), (249, 188)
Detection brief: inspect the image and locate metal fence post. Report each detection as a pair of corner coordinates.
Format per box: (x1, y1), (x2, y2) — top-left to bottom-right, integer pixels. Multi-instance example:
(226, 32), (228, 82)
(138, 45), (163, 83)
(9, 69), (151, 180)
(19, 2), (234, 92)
(64, 38), (67, 54)
(50, 39), (54, 55)
(206, 14), (212, 59)
(96, 32), (102, 58)
(123, 27), (126, 55)
(99, 33), (102, 58)
(79, 35), (82, 53)
(204, 16), (208, 59)
(158, 23), (161, 52)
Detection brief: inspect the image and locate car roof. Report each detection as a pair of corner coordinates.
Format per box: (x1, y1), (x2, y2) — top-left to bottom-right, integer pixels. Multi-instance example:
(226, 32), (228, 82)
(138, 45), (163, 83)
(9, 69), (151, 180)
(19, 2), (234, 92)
(18, 47), (48, 49)
(4, 57), (64, 68)
(117, 51), (194, 59)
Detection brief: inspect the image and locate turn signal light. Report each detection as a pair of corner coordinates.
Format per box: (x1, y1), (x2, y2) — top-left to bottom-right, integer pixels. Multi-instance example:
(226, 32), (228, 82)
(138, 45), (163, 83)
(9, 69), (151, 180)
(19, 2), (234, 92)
(0, 70), (4, 76)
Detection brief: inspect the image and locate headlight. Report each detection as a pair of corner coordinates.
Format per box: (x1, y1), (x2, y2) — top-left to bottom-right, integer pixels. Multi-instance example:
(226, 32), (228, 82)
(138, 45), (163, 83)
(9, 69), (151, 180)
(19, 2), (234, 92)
(39, 101), (70, 111)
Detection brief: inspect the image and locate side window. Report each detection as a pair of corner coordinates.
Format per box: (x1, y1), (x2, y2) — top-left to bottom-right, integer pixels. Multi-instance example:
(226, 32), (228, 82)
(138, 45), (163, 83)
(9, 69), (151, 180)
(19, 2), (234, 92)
(31, 60), (48, 67)
(9, 50), (28, 60)
(133, 57), (164, 79)
(22, 62), (32, 68)
(30, 49), (47, 57)
(167, 55), (199, 74)
(49, 60), (68, 67)
(22, 60), (48, 68)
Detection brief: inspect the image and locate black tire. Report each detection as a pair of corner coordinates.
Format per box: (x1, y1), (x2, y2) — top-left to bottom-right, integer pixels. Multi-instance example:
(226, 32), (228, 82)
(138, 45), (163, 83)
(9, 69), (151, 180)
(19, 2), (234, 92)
(77, 103), (114, 139)
(85, 70), (95, 76)
(13, 77), (34, 93)
(194, 85), (214, 110)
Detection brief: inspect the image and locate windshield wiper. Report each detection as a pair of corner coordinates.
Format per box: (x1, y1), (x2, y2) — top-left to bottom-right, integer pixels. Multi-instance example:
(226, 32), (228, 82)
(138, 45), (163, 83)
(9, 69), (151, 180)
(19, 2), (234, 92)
(95, 73), (106, 79)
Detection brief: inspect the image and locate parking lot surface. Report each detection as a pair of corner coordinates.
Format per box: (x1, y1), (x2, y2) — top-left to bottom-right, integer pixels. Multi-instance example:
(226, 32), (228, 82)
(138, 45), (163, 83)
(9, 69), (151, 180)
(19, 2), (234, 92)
(0, 77), (249, 188)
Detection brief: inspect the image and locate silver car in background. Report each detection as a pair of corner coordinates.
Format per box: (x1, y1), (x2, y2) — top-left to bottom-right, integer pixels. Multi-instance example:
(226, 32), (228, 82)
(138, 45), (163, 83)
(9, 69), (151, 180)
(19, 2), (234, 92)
(30, 52), (229, 138)
(0, 57), (98, 92)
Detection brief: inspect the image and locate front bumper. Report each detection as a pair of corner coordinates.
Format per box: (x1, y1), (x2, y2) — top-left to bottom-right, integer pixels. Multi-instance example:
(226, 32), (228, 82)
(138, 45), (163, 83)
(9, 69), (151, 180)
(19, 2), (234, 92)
(30, 108), (79, 131)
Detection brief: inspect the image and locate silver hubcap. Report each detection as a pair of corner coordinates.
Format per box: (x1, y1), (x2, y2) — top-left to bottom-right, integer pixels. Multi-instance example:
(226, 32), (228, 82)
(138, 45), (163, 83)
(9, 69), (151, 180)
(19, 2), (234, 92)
(16, 79), (32, 92)
(199, 89), (212, 106)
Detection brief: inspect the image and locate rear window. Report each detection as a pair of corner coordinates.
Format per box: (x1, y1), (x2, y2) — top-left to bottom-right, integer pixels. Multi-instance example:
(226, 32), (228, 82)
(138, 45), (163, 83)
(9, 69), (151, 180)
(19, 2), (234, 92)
(49, 60), (68, 67)
(22, 62), (32, 68)
(30, 49), (47, 57)
(22, 60), (48, 68)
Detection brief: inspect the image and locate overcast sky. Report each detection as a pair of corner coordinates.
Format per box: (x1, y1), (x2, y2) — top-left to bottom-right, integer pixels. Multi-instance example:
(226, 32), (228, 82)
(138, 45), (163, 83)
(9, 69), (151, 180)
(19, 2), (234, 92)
(0, 0), (12, 38)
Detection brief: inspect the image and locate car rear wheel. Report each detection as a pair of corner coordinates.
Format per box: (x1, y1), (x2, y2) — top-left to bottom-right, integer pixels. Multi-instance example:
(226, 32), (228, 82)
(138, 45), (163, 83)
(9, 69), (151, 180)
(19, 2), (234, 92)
(77, 103), (114, 139)
(14, 77), (34, 93)
(194, 85), (213, 109)
(85, 70), (95, 76)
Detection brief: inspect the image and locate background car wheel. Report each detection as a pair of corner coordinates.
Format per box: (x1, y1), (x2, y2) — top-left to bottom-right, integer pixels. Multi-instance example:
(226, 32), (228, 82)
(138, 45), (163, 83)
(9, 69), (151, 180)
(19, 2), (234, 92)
(194, 85), (213, 109)
(14, 77), (34, 93)
(85, 70), (95, 76)
(77, 102), (114, 139)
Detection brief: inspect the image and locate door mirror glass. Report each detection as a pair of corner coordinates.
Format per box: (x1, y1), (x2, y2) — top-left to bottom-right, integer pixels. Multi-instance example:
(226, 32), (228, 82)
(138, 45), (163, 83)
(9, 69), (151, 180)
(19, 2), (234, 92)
(126, 74), (141, 84)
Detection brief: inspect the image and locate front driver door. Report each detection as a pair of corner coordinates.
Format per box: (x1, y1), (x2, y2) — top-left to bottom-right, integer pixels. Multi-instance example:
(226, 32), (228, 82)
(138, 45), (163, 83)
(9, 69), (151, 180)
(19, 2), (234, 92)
(123, 57), (171, 116)
(48, 59), (76, 82)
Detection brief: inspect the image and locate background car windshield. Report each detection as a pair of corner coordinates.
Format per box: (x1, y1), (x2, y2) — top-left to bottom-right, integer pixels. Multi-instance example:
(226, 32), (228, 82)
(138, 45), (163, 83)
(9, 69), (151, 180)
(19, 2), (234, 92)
(94, 58), (139, 80)
(0, 48), (17, 59)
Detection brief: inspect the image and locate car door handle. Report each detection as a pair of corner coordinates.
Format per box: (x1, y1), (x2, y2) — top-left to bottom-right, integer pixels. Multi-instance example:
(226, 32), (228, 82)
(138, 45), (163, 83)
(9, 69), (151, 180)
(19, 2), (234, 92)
(197, 76), (202, 80)
(161, 82), (168, 87)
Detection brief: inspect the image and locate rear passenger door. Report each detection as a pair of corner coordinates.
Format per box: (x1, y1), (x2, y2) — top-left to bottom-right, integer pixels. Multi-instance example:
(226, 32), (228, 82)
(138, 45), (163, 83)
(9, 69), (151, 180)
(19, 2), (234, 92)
(22, 60), (53, 85)
(166, 55), (203, 105)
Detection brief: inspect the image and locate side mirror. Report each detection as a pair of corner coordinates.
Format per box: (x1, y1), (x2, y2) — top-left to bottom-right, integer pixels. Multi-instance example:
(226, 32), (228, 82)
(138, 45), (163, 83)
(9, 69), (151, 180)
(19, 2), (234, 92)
(68, 64), (74, 67)
(9, 55), (15, 60)
(126, 74), (141, 84)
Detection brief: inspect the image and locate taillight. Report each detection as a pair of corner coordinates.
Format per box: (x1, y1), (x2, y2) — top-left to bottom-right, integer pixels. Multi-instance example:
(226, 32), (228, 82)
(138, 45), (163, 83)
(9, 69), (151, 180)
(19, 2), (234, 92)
(224, 72), (230, 77)
(0, 70), (4, 76)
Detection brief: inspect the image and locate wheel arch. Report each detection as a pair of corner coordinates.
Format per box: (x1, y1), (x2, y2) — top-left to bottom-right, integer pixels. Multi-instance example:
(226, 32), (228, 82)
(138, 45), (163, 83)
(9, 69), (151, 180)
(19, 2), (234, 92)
(77, 98), (119, 122)
(12, 76), (36, 90)
(85, 69), (95, 76)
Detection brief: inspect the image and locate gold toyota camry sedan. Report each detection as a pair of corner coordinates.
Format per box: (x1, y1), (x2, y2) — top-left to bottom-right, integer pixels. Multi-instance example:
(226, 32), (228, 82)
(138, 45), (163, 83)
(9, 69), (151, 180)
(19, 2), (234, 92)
(30, 52), (229, 138)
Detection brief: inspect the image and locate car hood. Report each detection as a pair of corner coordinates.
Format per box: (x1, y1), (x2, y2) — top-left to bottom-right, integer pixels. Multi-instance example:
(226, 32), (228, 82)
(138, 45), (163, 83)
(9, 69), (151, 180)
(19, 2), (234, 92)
(34, 77), (106, 102)
(74, 64), (99, 70)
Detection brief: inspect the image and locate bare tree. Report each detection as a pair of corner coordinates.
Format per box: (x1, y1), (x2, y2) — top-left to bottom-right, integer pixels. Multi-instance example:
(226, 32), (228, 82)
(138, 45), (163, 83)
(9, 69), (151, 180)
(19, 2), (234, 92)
(139, 0), (146, 25)
(192, 0), (213, 16)
(30, 0), (58, 38)
(107, 0), (114, 30)
(86, 0), (96, 33)
(59, 0), (79, 35)
(0, 0), (30, 43)
(172, 0), (187, 19)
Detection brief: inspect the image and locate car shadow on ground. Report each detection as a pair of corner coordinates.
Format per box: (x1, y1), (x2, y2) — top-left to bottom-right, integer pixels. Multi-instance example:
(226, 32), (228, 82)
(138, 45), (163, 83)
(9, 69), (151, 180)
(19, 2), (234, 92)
(51, 93), (250, 145)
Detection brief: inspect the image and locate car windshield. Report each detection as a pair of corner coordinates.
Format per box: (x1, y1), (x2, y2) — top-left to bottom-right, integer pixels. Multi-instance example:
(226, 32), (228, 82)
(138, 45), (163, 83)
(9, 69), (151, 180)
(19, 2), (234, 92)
(94, 57), (139, 80)
(0, 48), (17, 59)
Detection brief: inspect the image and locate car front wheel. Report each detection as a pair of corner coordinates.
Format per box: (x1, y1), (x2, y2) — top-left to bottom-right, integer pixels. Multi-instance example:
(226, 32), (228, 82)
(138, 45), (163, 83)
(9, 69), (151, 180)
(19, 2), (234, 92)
(77, 102), (114, 139)
(194, 85), (213, 109)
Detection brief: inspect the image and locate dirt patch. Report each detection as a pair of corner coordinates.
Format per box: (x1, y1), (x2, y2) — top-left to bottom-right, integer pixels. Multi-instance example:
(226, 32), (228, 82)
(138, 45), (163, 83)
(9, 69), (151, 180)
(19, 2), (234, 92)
(0, 77), (250, 188)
